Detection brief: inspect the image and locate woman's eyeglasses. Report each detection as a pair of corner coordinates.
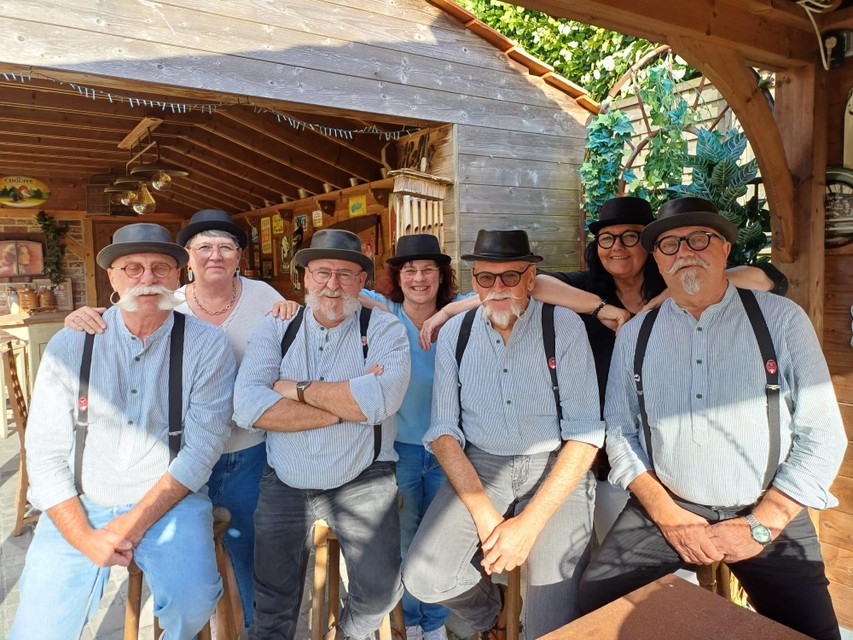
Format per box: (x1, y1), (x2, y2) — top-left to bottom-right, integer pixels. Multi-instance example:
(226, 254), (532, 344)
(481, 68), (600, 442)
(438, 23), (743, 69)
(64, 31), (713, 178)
(596, 231), (641, 249)
(190, 244), (239, 258)
(654, 231), (722, 256)
(400, 267), (439, 278)
(472, 264), (532, 288)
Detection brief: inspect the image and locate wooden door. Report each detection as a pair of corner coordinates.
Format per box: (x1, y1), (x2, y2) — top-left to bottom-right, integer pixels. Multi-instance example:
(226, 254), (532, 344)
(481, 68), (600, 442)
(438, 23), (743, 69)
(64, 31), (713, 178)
(92, 221), (182, 308)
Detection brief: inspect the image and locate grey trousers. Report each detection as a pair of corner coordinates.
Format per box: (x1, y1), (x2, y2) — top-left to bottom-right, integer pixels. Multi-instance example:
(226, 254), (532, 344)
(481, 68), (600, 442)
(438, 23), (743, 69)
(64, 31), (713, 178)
(402, 445), (595, 640)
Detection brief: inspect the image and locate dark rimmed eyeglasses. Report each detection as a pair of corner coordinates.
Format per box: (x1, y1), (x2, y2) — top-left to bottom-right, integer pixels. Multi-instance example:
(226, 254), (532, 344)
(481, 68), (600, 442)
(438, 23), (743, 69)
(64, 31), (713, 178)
(112, 262), (177, 278)
(596, 230), (641, 249)
(654, 231), (723, 256)
(472, 264), (532, 288)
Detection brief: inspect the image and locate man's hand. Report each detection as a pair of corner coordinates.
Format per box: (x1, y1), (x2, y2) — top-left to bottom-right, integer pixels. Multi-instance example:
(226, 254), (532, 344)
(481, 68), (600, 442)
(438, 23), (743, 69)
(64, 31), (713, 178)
(655, 503), (723, 565)
(481, 514), (539, 575)
(596, 304), (631, 332)
(80, 529), (134, 568)
(103, 511), (145, 548)
(473, 507), (504, 551)
(707, 518), (765, 563)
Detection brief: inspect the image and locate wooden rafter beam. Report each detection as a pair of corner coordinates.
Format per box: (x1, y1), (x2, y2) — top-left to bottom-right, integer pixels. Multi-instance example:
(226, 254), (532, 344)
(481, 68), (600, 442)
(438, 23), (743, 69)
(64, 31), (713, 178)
(512, 0), (817, 69)
(668, 35), (797, 262)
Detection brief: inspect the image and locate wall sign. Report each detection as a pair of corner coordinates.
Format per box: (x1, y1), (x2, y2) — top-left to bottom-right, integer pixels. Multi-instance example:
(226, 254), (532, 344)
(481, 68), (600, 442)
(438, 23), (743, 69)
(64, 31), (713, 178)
(0, 176), (51, 208)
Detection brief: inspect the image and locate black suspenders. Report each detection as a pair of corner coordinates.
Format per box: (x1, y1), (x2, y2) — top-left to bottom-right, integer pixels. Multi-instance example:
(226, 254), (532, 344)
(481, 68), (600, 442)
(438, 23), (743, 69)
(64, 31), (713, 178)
(75, 312), (185, 495)
(633, 289), (781, 490)
(455, 303), (561, 433)
(280, 306), (381, 461)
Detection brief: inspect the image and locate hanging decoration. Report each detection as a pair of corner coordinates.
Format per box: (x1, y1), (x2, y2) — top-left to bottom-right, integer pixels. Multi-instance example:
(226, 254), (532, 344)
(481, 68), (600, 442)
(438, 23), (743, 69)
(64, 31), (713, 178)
(1, 68), (422, 141)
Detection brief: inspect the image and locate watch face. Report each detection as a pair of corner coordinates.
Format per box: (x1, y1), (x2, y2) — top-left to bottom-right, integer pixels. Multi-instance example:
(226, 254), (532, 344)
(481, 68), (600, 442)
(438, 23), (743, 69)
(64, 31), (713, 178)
(752, 524), (772, 545)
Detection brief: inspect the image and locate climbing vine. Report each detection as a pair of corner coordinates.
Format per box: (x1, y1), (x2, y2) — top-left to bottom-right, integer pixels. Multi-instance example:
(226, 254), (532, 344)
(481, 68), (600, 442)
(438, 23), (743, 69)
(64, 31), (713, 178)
(35, 210), (68, 288)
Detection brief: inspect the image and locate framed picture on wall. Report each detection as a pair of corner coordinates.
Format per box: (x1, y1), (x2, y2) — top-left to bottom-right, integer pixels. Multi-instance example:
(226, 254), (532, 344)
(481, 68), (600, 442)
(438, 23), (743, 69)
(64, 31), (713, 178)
(0, 239), (44, 277)
(261, 259), (274, 280)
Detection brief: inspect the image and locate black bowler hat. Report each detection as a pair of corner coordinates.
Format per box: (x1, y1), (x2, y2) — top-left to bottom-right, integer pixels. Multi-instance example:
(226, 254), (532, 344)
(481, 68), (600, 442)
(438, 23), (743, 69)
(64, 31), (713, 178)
(588, 196), (654, 234)
(461, 229), (543, 263)
(176, 209), (248, 248)
(295, 229), (373, 274)
(640, 197), (738, 252)
(387, 234), (450, 266)
(96, 223), (188, 269)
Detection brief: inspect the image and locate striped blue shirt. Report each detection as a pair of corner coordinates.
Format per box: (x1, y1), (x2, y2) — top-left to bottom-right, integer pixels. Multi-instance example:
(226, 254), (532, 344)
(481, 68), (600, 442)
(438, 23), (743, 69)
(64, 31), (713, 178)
(425, 298), (604, 455)
(25, 307), (237, 510)
(605, 284), (847, 509)
(233, 306), (410, 490)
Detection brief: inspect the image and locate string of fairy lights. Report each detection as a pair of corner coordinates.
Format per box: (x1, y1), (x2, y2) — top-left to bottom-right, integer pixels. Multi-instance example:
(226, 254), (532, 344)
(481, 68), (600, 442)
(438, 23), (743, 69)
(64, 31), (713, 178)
(0, 68), (421, 141)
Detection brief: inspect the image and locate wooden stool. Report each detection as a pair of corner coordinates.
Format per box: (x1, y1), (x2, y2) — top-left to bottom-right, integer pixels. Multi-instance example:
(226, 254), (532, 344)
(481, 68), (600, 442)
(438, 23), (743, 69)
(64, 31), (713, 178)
(123, 506), (238, 640)
(504, 566), (521, 640)
(312, 520), (404, 640)
(1, 340), (40, 536)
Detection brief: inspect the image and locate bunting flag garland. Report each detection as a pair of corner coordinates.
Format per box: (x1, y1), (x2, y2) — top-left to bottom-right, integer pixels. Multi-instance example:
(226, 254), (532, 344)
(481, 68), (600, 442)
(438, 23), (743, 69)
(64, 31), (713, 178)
(0, 68), (420, 141)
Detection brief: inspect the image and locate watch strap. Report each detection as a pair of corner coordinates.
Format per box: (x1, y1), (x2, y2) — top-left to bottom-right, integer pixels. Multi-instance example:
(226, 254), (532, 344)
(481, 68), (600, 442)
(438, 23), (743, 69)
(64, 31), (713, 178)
(296, 380), (312, 403)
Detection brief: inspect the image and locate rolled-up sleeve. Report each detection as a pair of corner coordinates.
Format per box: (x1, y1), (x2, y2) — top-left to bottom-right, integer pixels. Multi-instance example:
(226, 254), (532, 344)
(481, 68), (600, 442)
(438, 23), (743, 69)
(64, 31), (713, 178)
(771, 305), (846, 509)
(25, 332), (78, 511)
(233, 316), (292, 429)
(423, 318), (467, 452)
(604, 321), (653, 490)
(169, 327), (236, 492)
(349, 312), (410, 424)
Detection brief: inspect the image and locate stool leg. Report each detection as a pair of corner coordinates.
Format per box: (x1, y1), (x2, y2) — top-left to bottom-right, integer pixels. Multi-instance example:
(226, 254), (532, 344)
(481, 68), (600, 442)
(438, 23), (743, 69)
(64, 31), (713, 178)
(313, 523), (330, 640)
(327, 537), (341, 633)
(378, 612), (392, 640)
(197, 621), (212, 640)
(391, 600), (405, 640)
(505, 567), (521, 640)
(214, 535), (238, 640)
(124, 562), (143, 640)
(154, 617), (162, 639)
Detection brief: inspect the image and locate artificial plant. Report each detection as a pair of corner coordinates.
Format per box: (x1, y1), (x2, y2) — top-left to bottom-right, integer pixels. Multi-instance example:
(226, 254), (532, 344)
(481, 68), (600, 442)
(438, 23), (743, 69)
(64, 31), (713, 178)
(35, 210), (68, 288)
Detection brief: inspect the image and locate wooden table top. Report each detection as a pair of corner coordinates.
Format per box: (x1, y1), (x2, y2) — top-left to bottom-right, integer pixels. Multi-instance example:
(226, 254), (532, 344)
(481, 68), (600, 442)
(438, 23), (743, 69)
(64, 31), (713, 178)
(538, 574), (810, 640)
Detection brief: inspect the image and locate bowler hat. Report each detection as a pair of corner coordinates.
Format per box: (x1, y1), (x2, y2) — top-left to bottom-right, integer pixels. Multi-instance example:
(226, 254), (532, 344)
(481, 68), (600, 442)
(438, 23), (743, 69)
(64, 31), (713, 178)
(387, 234), (450, 266)
(176, 209), (248, 248)
(588, 196), (654, 234)
(640, 197), (738, 252)
(96, 223), (188, 270)
(461, 229), (543, 263)
(295, 229), (373, 274)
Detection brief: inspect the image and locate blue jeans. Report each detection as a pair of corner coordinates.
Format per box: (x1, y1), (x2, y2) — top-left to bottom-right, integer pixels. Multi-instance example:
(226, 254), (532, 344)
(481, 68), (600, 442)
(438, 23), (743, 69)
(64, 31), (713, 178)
(250, 460), (403, 640)
(10, 492), (221, 640)
(208, 441), (266, 628)
(395, 442), (450, 632)
(403, 445), (595, 640)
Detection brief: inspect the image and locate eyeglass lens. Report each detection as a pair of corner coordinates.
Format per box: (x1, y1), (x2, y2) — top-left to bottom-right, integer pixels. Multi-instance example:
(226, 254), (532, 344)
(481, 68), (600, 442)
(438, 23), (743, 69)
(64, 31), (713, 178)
(597, 231), (640, 249)
(400, 267), (438, 278)
(655, 231), (718, 255)
(192, 243), (238, 257)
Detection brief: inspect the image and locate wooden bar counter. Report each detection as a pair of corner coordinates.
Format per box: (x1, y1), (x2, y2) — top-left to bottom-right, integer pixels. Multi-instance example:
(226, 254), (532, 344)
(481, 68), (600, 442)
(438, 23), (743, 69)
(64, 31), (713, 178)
(0, 311), (68, 396)
(538, 575), (810, 640)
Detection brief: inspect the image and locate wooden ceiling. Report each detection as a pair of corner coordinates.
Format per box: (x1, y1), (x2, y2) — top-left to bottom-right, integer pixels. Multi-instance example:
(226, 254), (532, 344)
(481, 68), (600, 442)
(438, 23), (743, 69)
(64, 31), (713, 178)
(0, 73), (431, 217)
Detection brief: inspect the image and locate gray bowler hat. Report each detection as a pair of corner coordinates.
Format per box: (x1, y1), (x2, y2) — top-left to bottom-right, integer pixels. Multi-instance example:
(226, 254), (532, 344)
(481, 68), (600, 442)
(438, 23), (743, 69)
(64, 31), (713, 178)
(640, 197), (738, 252)
(96, 223), (188, 269)
(295, 229), (373, 274)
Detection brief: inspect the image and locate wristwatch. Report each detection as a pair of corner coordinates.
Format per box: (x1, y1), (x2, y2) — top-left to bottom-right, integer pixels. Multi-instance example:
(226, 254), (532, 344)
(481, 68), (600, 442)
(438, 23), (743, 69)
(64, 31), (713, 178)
(745, 513), (772, 546)
(296, 380), (313, 403)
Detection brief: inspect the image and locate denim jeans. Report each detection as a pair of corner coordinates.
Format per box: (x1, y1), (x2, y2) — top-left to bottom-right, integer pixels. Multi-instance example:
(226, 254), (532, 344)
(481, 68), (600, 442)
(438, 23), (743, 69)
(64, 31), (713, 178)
(10, 491), (221, 640)
(403, 445), (595, 640)
(395, 442), (450, 632)
(581, 497), (841, 640)
(250, 460), (403, 640)
(207, 441), (266, 628)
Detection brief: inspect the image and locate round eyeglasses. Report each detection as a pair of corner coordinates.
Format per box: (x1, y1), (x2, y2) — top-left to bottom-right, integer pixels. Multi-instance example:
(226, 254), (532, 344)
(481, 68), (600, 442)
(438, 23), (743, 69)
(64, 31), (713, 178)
(472, 264), (532, 288)
(113, 262), (177, 278)
(190, 243), (239, 258)
(654, 231), (723, 256)
(306, 266), (363, 285)
(596, 230), (641, 249)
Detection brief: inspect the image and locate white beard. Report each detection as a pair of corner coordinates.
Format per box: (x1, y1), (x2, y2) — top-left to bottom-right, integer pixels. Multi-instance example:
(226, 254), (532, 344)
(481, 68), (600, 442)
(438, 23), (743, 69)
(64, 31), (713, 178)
(482, 291), (524, 328)
(666, 256), (710, 296)
(306, 288), (359, 323)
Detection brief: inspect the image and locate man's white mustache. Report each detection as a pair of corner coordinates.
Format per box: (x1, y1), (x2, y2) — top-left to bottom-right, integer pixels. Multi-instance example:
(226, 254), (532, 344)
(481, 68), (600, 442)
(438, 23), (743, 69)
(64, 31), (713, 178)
(114, 284), (183, 311)
(666, 256), (710, 275)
